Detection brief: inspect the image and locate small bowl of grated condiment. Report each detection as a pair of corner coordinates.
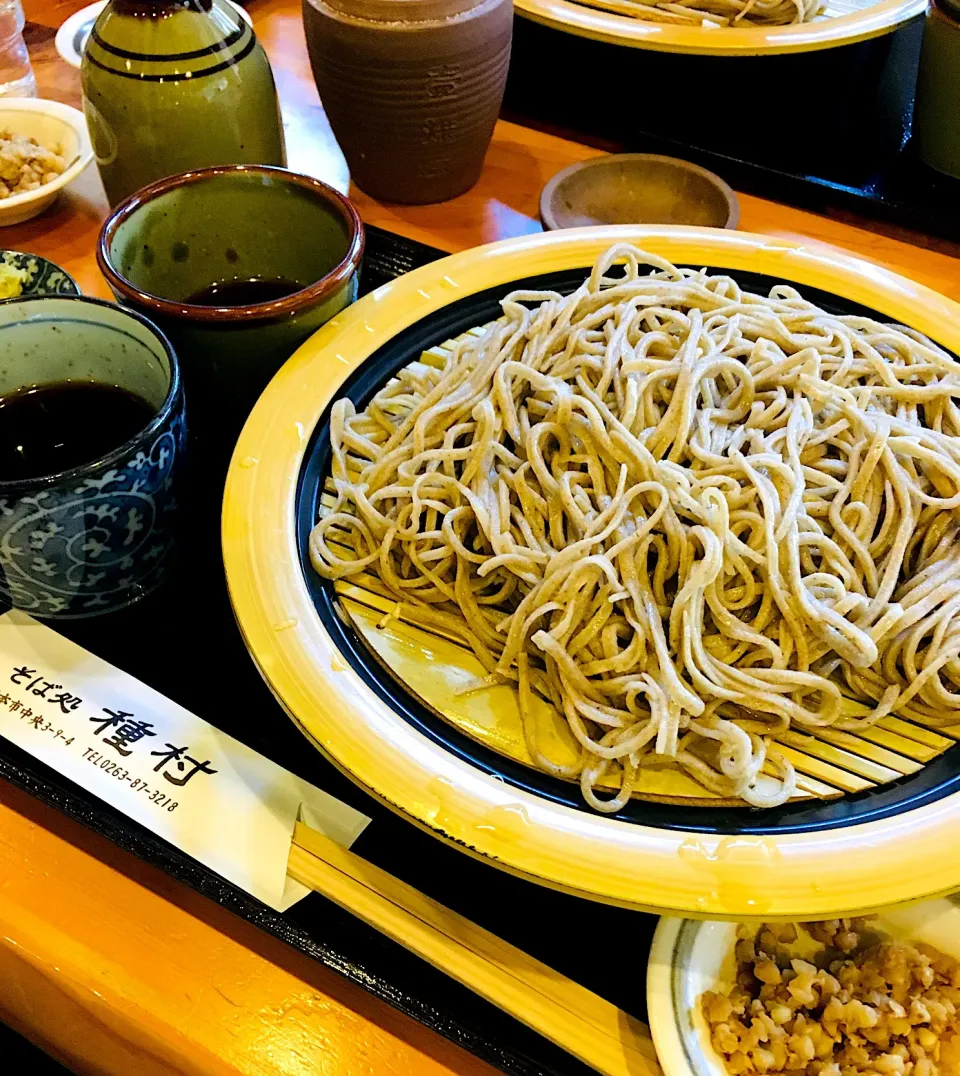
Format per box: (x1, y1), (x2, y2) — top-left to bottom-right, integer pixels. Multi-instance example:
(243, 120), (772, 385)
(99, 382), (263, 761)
(0, 249), (78, 300)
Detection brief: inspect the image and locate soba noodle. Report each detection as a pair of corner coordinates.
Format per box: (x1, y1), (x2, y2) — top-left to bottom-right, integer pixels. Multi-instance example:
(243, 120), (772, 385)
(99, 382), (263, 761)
(310, 243), (960, 811)
(567, 0), (821, 29)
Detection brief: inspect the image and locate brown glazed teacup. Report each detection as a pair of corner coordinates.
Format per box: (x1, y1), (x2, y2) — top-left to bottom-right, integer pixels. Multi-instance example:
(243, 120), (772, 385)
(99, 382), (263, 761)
(97, 165), (363, 468)
(303, 0), (512, 205)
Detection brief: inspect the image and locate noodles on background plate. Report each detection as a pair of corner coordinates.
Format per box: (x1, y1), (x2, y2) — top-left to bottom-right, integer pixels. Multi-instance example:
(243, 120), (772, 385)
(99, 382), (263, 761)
(565, 0), (821, 28)
(310, 243), (960, 812)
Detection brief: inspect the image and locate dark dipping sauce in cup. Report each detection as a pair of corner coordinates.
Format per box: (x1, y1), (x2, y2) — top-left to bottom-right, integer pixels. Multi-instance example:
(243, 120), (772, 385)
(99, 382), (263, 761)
(184, 277), (302, 306)
(0, 381), (155, 483)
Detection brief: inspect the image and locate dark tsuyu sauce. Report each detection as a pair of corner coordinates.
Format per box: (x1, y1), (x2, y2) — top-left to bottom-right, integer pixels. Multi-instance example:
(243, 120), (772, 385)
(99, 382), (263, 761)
(0, 381), (155, 483)
(184, 277), (302, 306)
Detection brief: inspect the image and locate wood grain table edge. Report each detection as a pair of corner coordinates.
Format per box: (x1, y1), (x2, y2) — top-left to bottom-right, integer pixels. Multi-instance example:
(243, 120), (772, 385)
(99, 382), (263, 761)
(0, 780), (501, 1076)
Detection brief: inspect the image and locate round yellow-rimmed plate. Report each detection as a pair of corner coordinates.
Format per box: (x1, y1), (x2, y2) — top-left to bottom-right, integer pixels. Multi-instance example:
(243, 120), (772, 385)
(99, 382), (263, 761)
(223, 225), (960, 918)
(512, 0), (923, 55)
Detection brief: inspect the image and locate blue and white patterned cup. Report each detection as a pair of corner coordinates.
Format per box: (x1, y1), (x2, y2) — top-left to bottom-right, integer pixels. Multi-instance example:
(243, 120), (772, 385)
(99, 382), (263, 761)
(0, 296), (186, 618)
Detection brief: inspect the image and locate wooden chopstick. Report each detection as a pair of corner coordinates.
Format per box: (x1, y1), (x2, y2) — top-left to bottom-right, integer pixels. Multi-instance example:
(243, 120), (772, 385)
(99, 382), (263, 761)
(289, 822), (661, 1076)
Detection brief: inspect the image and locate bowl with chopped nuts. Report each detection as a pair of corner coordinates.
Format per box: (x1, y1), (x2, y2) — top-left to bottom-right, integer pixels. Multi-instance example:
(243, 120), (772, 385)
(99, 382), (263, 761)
(648, 906), (960, 1076)
(0, 98), (92, 226)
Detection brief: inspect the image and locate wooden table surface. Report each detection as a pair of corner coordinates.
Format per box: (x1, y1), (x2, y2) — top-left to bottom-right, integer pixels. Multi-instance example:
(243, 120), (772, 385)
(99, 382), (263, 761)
(4, 1), (960, 1073)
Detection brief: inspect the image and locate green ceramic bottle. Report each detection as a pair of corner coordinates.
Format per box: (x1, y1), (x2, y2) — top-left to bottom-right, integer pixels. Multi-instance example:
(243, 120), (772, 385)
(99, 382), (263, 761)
(81, 0), (286, 207)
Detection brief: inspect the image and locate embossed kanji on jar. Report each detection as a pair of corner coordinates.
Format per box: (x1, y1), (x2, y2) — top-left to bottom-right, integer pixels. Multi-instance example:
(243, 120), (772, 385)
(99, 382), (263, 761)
(303, 0), (512, 204)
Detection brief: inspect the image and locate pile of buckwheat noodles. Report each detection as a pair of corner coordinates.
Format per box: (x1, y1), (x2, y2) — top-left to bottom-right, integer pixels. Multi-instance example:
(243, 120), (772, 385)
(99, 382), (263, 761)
(569, 0), (821, 28)
(310, 243), (960, 811)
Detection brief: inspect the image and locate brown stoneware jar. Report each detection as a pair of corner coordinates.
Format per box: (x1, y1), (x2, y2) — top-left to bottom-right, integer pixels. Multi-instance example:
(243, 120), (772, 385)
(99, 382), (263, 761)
(303, 0), (512, 204)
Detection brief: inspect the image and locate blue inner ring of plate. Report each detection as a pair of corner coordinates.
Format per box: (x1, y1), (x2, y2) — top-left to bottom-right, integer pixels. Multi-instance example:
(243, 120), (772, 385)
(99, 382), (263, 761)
(296, 265), (960, 834)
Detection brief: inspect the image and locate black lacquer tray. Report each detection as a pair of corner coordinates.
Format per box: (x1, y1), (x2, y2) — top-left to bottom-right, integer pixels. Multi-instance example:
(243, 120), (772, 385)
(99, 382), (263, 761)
(504, 14), (960, 246)
(0, 226), (658, 1076)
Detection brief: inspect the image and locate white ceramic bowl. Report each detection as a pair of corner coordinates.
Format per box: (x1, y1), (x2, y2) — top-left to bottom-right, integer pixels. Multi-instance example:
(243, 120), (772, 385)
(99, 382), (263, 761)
(0, 99), (93, 226)
(647, 902), (960, 1076)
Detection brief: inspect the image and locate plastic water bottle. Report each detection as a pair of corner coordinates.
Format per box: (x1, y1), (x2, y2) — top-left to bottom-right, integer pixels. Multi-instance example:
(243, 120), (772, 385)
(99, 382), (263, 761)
(0, 0), (36, 98)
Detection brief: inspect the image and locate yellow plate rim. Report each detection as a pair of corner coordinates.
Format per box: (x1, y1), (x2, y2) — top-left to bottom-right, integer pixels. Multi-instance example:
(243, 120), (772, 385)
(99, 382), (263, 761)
(223, 224), (960, 918)
(513, 0), (923, 54)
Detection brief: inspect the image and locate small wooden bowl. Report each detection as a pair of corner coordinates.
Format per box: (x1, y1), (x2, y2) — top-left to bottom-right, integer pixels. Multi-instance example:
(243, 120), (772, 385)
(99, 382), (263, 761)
(540, 154), (739, 231)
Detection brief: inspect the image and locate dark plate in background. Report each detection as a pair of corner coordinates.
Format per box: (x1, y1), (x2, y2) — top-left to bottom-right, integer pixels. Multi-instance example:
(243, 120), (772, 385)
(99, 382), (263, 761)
(504, 15), (960, 246)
